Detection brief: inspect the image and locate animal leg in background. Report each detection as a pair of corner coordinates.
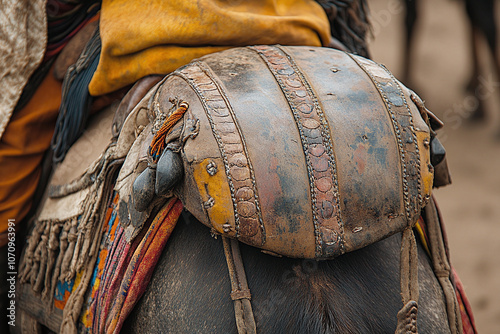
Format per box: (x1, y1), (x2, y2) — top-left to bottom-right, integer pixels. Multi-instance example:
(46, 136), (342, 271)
(464, 0), (500, 122)
(403, 0), (419, 85)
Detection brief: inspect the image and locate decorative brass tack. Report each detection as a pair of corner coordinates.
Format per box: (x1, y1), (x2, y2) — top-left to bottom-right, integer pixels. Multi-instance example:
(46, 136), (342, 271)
(206, 160), (218, 176)
(223, 223), (232, 233)
(423, 138), (430, 149)
(203, 197), (215, 209)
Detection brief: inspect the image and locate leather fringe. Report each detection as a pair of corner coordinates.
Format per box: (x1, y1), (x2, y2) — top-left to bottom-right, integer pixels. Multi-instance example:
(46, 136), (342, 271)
(18, 143), (122, 333)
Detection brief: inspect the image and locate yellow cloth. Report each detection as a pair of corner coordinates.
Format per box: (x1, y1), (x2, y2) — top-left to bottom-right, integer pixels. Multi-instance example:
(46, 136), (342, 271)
(89, 0), (330, 96)
(0, 66), (62, 240)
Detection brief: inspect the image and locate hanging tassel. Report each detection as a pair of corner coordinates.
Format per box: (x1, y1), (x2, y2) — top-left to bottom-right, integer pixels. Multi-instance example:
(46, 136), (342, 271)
(148, 102), (189, 161)
(19, 221), (46, 283)
(61, 219), (78, 281)
(32, 222), (50, 292)
(42, 223), (62, 300)
(33, 232), (49, 293)
(30, 238), (43, 287)
(47, 221), (71, 309)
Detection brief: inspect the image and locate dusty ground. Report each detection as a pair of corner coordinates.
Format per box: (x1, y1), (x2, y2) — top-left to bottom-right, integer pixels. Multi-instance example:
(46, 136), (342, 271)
(369, 0), (500, 333)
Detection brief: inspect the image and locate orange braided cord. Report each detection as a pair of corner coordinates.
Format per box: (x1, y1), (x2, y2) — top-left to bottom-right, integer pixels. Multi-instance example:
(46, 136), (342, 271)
(149, 102), (188, 160)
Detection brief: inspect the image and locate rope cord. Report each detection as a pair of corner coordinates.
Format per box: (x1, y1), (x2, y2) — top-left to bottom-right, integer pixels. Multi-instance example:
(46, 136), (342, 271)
(148, 102), (189, 161)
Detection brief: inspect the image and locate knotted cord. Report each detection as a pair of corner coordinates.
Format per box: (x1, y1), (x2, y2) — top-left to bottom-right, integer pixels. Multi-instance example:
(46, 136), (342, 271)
(148, 102), (189, 161)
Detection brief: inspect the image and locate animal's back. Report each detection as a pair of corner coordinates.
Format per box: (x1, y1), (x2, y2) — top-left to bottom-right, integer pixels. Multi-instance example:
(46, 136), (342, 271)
(123, 213), (451, 334)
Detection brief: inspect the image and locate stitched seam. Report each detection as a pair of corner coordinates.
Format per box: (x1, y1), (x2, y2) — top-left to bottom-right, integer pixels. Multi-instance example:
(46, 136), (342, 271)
(174, 64), (265, 244)
(380, 66), (423, 209)
(196, 61), (266, 245)
(277, 46), (345, 255)
(348, 54), (415, 224)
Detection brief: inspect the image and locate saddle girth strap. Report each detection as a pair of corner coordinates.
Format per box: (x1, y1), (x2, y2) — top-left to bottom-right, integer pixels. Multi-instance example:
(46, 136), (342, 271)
(222, 237), (257, 334)
(395, 227), (419, 334)
(424, 197), (463, 334)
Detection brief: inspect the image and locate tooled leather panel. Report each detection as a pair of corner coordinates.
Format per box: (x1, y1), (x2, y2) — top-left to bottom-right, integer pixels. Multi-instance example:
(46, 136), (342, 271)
(176, 62), (265, 246)
(249, 45), (345, 258)
(349, 55), (423, 225)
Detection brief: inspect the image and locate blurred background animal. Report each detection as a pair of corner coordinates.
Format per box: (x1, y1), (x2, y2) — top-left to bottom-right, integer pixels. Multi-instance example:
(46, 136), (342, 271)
(402, 0), (500, 125)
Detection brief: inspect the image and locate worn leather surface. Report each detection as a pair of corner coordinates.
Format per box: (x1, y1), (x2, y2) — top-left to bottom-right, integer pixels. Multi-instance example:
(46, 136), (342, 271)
(111, 75), (163, 139)
(114, 80), (167, 241)
(38, 105), (116, 221)
(146, 45), (434, 259)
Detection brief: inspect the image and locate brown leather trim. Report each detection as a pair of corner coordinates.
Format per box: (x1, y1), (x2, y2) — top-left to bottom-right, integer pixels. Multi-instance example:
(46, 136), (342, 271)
(348, 54), (423, 226)
(249, 45), (345, 258)
(175, 63), (265, 246)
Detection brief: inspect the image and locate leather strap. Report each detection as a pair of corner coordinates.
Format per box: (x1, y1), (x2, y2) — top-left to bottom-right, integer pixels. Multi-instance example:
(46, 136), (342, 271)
(222, 237), (257, 334)
(395, 228), (419, 334)
(423, 197), (463, 334)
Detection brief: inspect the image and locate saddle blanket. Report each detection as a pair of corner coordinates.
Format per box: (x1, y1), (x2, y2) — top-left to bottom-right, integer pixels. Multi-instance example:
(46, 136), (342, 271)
(52, 193), (183, 333)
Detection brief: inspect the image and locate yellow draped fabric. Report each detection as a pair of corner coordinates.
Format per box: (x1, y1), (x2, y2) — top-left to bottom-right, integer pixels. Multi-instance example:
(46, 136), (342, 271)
(89, 0), (331, 96)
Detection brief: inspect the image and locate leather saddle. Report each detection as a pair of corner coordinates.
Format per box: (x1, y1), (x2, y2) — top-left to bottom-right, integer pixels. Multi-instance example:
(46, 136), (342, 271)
(129, 45), (435, 260)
